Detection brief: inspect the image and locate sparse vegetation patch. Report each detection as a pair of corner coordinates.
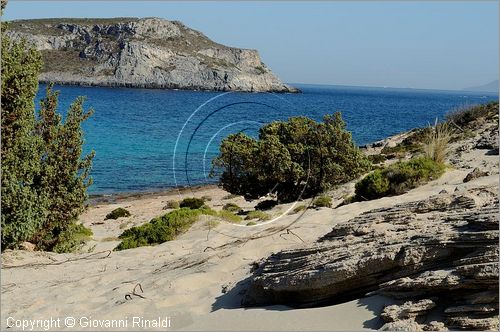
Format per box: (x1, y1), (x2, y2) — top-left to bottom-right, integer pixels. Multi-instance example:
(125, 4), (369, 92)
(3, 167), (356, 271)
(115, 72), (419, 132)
(355, 157), (445, 201)
(105, 207), (131, 220)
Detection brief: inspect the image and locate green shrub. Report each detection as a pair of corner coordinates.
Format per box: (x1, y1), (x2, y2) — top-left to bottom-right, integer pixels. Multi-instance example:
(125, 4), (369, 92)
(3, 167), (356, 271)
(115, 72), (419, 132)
(180, 197), (205, 209)
(164, 200), (180, 209)
(246, 221), (257, 226)
(290, 204), (307, 214)
(245, 210), (271, 221)
(218, 210), (242, 223)
(1, 31), (93, 251)
(312, 195), (332, 208)
(212, 113), (370, 202)
(355, 157), (446, 200)
(115, 207), (215, 250)
(53, 223), (93, 253)
(105, 207), (131, 220)
(354, 170), (390, 200)
(387, 157), (446, 194)
(446, 102), (499, 128)
(368, 154), (386, 164)
(381, 128), (429, 157)
(222, 202), (242, 213)
(255, 200), (278, 211)
(342, 195), (356, 205)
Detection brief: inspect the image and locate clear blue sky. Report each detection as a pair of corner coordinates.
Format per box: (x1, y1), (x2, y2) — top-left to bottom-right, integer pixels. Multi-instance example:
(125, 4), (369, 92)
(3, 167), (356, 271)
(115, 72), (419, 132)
(3, 1), (498, 90)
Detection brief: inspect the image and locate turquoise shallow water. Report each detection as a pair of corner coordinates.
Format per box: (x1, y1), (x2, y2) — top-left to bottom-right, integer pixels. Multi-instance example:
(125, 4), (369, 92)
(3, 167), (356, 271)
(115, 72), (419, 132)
(35, 83), (498, 194)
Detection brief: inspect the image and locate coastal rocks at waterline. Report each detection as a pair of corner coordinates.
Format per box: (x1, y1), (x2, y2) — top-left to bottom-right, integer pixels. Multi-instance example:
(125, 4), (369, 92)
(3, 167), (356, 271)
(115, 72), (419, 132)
(243, 187), (499, 330)
(7, 17), (298, 93)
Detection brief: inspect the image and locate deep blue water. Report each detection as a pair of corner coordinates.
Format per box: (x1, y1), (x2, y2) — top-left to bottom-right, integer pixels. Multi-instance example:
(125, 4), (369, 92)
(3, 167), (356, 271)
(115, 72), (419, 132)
(35, 83), (498, 195)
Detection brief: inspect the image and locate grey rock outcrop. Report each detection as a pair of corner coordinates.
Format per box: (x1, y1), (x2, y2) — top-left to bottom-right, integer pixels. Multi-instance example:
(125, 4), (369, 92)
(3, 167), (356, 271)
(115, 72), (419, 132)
(7, 17), (298, 93)
(243, 187), (499, 330)
(463, 168), (490, 183)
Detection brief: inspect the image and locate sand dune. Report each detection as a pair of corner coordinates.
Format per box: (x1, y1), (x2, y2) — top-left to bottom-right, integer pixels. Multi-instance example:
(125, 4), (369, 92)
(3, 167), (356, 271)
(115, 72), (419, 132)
(2, 124), (498, 331)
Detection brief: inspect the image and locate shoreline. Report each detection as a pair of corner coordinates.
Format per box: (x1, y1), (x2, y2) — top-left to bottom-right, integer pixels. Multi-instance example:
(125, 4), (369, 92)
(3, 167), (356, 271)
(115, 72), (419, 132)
(87, 183), (219, 206)
(2, 104), (498, 331)
(85, 130), (408, 205)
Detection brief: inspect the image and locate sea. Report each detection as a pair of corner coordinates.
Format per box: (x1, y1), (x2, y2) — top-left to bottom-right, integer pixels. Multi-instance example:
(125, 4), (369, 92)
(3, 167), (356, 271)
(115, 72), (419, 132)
(34, 83), (498, 195)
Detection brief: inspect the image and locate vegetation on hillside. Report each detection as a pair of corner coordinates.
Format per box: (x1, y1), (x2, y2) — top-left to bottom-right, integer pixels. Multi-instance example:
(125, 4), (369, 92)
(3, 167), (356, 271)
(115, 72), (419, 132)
(355, 157), (445, 201)
(213, 113), (370, 202)
(115, 207), (216, 250)
(1, 13), (94, 251)
(377, 102), (499, 160)
(105, 208), (131, 220)
(312, 195), (332, 208)
(245, 210), (271, 221)
(180, 197), (206, 209)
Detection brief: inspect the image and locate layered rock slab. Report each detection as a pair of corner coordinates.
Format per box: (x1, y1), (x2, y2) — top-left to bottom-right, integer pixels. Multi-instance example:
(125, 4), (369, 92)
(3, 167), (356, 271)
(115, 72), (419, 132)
(243, 188), (499, 330)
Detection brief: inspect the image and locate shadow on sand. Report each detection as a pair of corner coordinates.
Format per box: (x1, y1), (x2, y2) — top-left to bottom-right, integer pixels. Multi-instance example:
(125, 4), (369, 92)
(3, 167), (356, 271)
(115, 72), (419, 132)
(212, 277), (396, 330)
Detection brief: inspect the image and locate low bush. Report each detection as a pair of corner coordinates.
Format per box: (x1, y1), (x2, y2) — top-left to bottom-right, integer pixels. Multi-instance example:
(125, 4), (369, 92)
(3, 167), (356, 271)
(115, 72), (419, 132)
(180, 197), (205, 209)
(164, 200), (180, 209)
(381, 128), (429, 157)
(115, 207), (215, 250)
(355, 157), (445, 200)
(367, 154), (387, 164)
(218, 210), (242, 223)
(255, 200), (277, 211)
(53, 223), (93, 253)
(213, 113), (371, 202)
(312, 195), (332, 208)
(222, 203), (242, 213)
(446, 102), (499, 129)
(105, 207), (131, 220)
(342, 195), (356, 205)
(354, 170), (390, 200)
(246, 221), (257, 226)
(290, 204), (307, 214)
(201, 195), (212, 202)
(245, 210), (271, 221)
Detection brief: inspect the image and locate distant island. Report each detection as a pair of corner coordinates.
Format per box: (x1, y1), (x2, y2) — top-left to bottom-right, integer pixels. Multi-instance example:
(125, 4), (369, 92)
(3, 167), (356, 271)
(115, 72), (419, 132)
(7, 17), (298, 93)
(464, 80), (499, 93)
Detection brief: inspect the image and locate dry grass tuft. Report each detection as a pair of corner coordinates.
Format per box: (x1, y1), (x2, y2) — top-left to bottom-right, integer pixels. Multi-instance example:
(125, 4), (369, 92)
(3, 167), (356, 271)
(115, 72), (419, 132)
(423, 119), (454, 164)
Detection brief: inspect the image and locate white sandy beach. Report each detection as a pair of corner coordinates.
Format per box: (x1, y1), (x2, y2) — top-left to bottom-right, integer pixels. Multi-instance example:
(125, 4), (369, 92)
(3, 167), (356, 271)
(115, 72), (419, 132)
(1, 130), (498, 331)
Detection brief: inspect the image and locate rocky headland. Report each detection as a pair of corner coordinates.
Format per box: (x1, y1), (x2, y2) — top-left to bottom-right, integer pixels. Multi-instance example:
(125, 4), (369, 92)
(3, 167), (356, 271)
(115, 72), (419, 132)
(7, 17), (297, 92)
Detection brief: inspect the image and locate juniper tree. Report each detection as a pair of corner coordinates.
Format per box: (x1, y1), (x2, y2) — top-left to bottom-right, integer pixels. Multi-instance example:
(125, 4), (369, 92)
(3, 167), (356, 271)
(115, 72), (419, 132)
(1, 34), (47, 247)
(33, 86), (94, 250)
(1, 19), (94, 250)
(213, 113), (370, 202)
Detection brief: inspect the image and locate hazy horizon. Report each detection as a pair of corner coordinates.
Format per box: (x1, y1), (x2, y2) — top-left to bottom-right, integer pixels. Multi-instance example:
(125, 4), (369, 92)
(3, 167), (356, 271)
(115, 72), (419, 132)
(3, 1), (498, 91)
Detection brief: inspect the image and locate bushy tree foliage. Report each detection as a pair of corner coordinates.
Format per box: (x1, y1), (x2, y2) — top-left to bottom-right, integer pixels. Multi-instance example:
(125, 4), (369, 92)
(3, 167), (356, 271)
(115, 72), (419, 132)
(1, 34), (47, 247)
(1, 27), (94, 250)
(33, 87), (95, 249)
(213, 113), (370, 202)
(355, 157), (445, 200)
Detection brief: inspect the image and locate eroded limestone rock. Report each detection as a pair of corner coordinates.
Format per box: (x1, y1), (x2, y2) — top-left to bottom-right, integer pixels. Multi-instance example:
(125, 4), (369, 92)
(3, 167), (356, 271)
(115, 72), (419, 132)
(243, 189), (499, 330)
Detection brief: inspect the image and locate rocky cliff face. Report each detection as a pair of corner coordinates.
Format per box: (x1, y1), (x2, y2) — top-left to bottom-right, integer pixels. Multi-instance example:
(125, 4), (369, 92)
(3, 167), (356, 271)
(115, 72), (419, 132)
(7, 17), (298, 92)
